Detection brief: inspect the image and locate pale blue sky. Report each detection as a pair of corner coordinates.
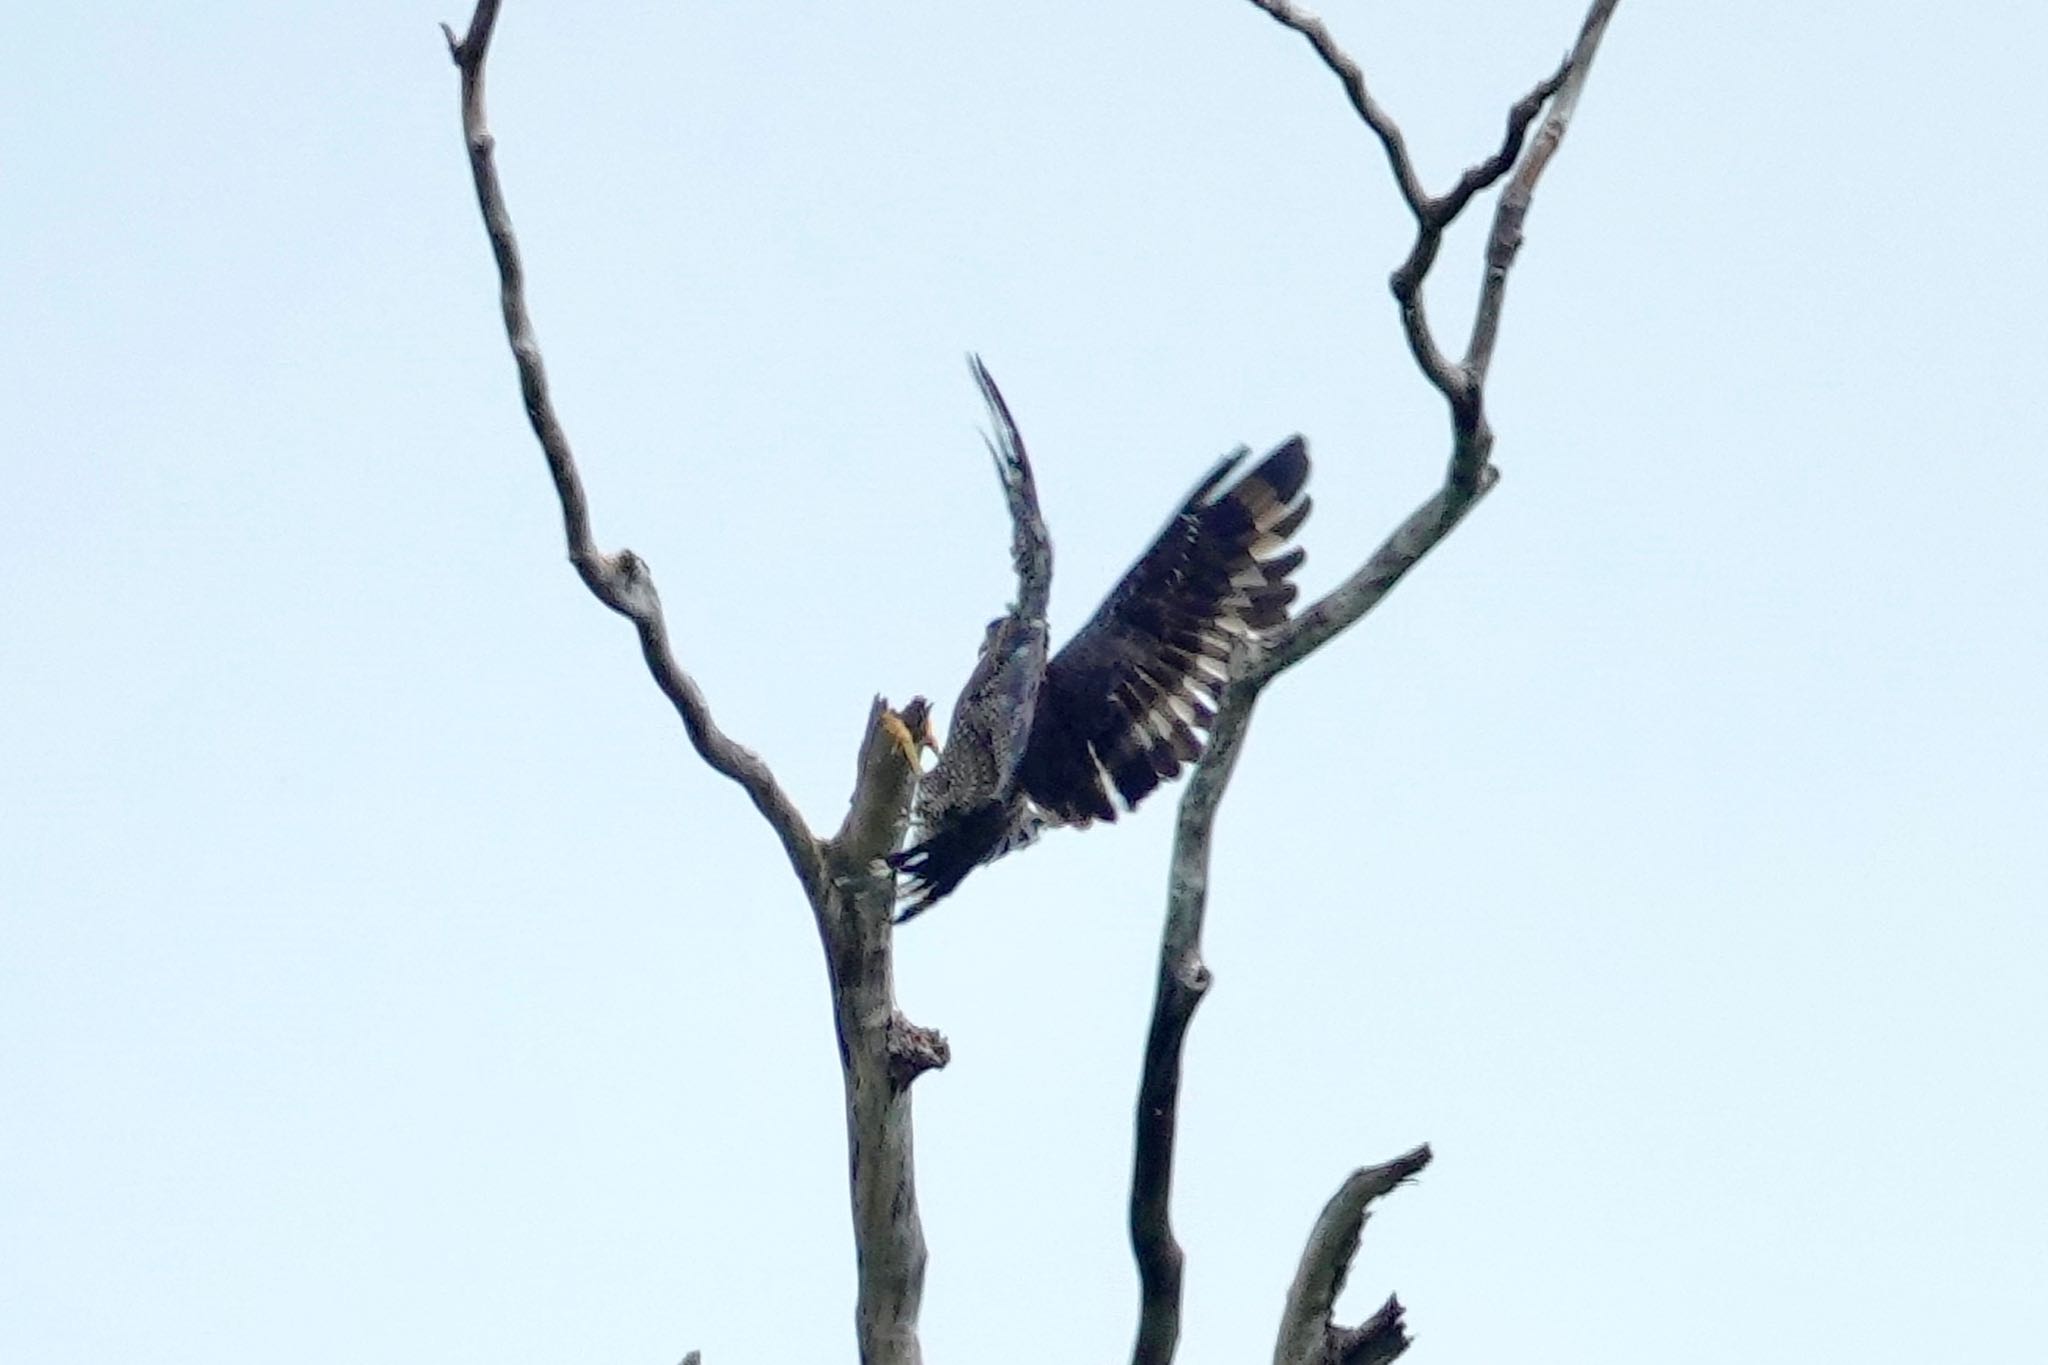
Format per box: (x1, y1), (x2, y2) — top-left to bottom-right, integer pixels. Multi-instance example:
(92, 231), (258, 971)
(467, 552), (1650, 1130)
(4, 3), (2043, 1362)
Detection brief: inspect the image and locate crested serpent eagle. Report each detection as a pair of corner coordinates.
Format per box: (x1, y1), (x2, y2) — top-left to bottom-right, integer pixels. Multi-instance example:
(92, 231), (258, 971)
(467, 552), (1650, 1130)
(889, 358), (1312, 919)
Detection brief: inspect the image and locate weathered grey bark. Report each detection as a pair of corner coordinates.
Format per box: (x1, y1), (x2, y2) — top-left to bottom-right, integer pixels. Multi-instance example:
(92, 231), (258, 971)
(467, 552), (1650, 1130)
(823, 701), (948, 1365)
(442, 6), (941, 1362)
(1272, 1147), (1432, 1365)
(1128, 5), (1624, 1364)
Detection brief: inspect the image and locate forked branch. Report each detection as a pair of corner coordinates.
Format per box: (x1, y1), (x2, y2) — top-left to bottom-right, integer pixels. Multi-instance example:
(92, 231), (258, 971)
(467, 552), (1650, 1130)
(1251, 0), (1622, 490)
(1127, 5), (1622, 1362)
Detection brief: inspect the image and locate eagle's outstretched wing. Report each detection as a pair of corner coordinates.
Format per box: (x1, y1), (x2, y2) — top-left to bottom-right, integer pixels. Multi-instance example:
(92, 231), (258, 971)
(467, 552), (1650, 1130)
(1018, 436), (1311, 826)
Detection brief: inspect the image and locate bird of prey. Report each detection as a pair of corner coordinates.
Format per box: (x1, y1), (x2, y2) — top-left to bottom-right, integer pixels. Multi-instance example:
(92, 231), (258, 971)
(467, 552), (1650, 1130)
(889, 357), (1311, 920)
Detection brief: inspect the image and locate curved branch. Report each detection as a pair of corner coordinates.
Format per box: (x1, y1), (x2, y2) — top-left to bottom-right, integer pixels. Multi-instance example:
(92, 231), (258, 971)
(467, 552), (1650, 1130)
(1243, 0), (1429, 218)
(1273, 1146), (1433, 1365)
(441, 1), (825, 900)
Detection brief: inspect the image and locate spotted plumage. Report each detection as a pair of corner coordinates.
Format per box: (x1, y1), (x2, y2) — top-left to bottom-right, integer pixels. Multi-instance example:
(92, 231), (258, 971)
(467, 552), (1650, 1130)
(889, 358), (1311, 920)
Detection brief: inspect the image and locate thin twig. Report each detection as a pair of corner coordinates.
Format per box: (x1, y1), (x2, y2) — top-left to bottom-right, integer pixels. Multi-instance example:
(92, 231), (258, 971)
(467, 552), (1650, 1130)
(441, 1), (826, 901)
(1242, 0), (1428, 217)
(1246, 0), (1459, 406)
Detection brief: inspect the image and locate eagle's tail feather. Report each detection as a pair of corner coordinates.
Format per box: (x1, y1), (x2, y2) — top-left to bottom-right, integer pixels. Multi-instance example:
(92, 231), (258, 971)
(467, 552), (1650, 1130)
(887, 801), (1014, 922)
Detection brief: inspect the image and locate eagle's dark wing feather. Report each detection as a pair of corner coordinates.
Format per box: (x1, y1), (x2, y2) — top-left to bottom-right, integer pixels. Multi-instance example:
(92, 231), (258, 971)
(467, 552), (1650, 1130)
(971, 353), (1052, 626)
(1019, 436), (1311, 826)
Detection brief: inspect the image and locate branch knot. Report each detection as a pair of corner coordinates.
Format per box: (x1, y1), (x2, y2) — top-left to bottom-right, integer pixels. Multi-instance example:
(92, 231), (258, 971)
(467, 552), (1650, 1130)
(886, 1012), (951, 1089)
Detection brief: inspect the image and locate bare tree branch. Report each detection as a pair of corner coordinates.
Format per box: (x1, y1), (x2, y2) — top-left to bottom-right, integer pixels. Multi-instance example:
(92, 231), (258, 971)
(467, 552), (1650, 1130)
(1130, 671), (1269, 1365)
(1250, 0), (1618, 493)
(440, 1), (826, 901)
(1273, 1146), (1432, 1365)
(1241, 0), (1428, 218)
(1129, 680), (1260, 1365)
(1127, 4), (1622, 1360)
(1267, 469), (1499, 675)
(823, 700), (945, 1365)
(1466, 0), (1623, 390)
(443, 7), (939, 1361)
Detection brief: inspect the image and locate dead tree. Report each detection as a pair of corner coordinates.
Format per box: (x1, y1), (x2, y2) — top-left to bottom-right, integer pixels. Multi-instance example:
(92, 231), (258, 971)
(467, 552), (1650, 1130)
(441, 2), (1621, 1361)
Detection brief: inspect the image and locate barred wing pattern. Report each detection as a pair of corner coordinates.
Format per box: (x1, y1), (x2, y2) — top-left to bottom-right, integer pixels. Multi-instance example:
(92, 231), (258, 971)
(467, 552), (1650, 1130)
(890, 358), (1311, 921)
(1019, 437), (1311, 826)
